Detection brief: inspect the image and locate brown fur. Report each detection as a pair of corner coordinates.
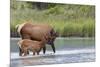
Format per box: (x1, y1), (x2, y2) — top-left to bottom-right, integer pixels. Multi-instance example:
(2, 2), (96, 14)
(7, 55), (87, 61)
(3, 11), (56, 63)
(18, 39), (46, 56)
(16, 22), (58, 56)
(20, 23), (55, 41)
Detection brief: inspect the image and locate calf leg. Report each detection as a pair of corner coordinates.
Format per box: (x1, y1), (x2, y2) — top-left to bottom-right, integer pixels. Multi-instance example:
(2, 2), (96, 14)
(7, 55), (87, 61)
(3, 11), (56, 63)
(37, 51), (40, 55)
(33, 52), (35, 55)
(22, 35), (30, 55)
(32, 50), (35, 55)
(37, 48), (42, 55)
(23, 49), (28, 56)
(19, 47), (23, 56)
(27, 50), (29, 54)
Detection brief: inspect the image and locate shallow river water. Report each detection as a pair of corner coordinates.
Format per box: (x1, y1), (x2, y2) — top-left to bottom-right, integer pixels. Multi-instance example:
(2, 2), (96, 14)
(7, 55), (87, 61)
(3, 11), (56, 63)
(10, 38), (95, 67)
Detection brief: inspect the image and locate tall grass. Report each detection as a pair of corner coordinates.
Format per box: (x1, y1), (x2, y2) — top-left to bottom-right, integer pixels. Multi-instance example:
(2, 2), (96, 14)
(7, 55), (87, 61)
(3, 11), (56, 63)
(10, 6), (95, 37)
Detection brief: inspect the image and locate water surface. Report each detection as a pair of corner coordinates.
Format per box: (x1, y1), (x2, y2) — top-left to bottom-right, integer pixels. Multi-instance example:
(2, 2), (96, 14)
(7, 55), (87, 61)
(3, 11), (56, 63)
(10, 37), (95, 67)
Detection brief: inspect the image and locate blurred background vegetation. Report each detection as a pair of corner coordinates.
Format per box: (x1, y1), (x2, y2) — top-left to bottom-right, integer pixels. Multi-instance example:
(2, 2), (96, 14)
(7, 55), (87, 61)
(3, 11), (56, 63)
(10, 0), (95, 37)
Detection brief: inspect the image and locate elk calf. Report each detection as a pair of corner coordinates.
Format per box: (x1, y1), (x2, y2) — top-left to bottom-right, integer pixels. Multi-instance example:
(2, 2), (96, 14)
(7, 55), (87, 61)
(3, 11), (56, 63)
(17, 39), (46, 56)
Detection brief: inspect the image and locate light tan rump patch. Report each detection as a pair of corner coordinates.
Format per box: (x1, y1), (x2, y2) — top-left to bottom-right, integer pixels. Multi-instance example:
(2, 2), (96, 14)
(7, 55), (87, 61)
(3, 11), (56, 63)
(17, 23), (26, 34)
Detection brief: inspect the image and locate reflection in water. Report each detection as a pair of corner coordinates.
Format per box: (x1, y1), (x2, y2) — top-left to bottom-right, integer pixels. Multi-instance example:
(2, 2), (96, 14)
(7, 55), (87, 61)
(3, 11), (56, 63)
(11, 51), (95, 67)
(21, 55), (57, 65)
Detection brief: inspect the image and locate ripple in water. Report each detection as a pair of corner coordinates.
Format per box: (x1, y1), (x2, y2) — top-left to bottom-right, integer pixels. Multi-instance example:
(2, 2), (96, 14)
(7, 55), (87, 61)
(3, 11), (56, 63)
(10, 48), (95, 67)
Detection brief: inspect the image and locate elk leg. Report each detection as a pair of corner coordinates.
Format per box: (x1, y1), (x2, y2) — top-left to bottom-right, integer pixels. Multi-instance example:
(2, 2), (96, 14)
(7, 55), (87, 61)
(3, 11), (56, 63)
(43, 46), (46, 54)
(51, 43), (56, 53)
(37, 52), (39, 55)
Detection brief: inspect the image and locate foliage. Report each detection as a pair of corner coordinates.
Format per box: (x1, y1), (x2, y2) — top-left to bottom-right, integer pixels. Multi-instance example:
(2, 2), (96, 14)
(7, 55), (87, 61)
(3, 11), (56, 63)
(10, 0), (95, 37)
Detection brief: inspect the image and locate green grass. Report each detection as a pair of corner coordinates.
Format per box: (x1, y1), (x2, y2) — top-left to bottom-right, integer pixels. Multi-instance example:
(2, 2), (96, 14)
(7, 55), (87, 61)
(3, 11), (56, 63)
(10, 9), (95, 37)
